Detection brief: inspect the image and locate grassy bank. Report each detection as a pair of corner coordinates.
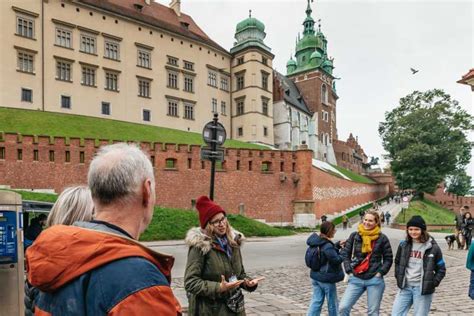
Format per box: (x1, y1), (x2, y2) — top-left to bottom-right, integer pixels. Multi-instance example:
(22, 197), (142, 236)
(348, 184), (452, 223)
(4, 190), (58, 203)
(330, 164), (375, 184)
(394, 198), (454, 225)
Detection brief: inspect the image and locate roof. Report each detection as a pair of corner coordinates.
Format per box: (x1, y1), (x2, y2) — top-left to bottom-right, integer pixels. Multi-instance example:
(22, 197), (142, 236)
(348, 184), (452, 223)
(457, 68), (474, 85)
(274, 71), (312, 116)
(76, 0), (229, 54)
(236, 17), (265, 33)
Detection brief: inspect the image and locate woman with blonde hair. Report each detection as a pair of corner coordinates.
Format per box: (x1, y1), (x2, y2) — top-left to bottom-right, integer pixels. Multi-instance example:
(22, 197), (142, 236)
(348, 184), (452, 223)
(25, 185), (94, 316)
(339, 210), (393, 316)
(184, 196), (264, 315)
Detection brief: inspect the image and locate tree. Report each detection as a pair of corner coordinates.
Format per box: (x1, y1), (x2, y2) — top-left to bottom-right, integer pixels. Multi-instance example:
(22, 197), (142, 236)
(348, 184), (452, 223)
(447, 168), (473, 196)
(379, 89), (473, 194)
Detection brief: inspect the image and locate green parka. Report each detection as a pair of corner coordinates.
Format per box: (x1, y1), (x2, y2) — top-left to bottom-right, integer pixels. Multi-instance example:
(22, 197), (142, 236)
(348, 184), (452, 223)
(184, 227), (256, 315)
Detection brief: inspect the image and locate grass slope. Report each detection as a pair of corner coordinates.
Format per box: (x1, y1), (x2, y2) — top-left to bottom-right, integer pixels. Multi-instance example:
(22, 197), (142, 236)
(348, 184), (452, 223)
(394, 198), (454, 225)
(330, 164), (375, 184)
(140, 207), (294, 241)
(0, 107), (265, 149)
(6, 190), (58, 203)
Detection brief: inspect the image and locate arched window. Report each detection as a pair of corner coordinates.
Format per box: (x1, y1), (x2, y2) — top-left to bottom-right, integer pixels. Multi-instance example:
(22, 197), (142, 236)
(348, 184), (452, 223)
(321, 84), (328, 104)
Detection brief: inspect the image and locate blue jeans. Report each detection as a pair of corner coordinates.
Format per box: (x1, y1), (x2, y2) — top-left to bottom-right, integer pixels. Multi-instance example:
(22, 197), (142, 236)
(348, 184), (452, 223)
(339, 275), (385, 316)
(391, 285), (433, 316)
(307, 279), (338, 316)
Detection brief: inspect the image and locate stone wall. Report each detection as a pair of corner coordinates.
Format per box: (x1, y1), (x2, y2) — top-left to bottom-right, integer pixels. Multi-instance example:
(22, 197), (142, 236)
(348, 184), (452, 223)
(426, 184), (474, 212)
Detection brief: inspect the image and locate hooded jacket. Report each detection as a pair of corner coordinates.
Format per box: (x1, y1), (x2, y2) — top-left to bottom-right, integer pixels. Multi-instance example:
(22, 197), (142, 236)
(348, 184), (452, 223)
(306, 233), (344, 283)
(184, 227), (256, 316)
(394, 238), (446, 295)
(26, 223), (181, 315)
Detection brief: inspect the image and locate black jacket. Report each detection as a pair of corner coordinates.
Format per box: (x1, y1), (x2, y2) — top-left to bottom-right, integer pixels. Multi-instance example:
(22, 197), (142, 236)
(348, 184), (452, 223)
(394, 238), (446, 295)
(342, 231), (393, 280)
(307, 233), (344, 283)
(24, 281), (38, 316)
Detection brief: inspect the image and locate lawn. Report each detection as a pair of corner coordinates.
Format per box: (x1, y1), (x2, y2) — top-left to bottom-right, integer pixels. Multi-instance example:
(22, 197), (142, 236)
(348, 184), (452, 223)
(5, 190), (58, 203)
(0, 107), (265, 149)
(394, 198), (454, 225)
(330, 164), (376, 184)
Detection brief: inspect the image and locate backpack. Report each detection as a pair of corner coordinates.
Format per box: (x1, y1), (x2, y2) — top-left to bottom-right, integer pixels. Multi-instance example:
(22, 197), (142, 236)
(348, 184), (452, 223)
(305, 244), (322, 271)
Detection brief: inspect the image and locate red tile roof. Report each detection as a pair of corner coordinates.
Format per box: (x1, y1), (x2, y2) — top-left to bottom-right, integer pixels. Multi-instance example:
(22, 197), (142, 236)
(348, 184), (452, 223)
(77, 0), (229, 54)
(457, 68), (474, 85)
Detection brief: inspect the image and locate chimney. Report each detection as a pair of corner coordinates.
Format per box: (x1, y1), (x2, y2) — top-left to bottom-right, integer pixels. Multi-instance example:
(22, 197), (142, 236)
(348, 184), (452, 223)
(170, 0), (181, 16)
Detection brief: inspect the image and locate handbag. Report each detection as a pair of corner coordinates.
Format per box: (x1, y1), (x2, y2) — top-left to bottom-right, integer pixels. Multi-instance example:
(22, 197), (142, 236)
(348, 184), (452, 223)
(353, 240), (375, 275)
(226, 288), (245, 313)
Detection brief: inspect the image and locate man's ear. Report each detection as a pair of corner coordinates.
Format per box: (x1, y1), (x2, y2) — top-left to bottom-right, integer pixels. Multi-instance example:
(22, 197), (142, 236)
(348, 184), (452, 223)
(142, 179), (152, 208)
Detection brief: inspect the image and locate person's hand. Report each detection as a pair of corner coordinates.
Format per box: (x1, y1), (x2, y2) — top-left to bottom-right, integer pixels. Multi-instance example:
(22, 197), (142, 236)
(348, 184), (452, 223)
(339, 240), (346, 248)
(375, 272), (382, 278)
(244, 277), (265, 288)
(219, 275), (244, 293)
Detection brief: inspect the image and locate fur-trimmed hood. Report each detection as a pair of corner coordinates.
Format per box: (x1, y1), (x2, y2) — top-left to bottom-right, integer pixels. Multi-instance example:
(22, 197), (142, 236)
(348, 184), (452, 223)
(184, 227), (245, 254)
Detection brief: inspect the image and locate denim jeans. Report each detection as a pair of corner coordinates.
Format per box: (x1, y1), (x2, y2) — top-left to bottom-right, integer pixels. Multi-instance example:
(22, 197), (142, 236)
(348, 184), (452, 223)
(339, 275), (385, 316)
(391, 285), (433, 316)
(307, 279), (338, 316)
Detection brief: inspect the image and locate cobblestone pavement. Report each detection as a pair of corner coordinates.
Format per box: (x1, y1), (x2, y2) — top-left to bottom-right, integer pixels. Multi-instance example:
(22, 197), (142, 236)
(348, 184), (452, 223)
(172, 243), (474, 315)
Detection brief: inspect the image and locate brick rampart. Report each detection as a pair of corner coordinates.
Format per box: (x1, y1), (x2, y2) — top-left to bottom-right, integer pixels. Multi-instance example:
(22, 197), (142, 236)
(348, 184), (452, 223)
(426, 184), (474, 212)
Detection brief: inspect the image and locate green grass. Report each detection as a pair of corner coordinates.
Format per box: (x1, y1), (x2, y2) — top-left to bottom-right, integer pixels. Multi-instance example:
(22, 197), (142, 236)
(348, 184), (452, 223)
(394, 198), (454, 225)
(332, 202), (373, 226)
(0, 107), (265, 149)
(140, 207), (294, 241)
(330, 164), (376, 184)
(2, 189), (58, 203)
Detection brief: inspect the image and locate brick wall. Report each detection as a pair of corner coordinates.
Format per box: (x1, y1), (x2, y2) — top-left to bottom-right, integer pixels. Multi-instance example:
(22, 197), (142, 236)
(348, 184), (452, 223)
(425, 184), (474, 212)
(0, 133), (388, 224)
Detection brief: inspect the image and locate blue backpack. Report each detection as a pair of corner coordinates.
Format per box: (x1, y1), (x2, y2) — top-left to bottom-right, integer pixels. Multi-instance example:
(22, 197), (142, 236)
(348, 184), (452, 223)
(305, 244), (322, 271)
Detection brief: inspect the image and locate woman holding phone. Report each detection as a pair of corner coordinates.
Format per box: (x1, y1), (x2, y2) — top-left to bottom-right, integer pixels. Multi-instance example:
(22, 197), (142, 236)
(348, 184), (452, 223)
(184, 196), (264, 315)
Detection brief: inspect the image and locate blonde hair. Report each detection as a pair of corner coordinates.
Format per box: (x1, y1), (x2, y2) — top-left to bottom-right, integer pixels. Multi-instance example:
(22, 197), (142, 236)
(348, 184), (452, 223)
(364, 210), (381, 227)
(46, 186), (94, 227)
(204, 218), (238, 247)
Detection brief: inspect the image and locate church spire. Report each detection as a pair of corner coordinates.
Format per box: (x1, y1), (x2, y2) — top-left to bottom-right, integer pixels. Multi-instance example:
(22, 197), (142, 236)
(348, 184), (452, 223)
(306, 0), (312, 17)
(302, 0), (315, 35)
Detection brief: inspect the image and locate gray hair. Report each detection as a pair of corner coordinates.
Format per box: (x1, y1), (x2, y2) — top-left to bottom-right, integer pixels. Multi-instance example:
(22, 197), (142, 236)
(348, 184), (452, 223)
(46, 186), (94, 227)
(87, 143), (155, 206)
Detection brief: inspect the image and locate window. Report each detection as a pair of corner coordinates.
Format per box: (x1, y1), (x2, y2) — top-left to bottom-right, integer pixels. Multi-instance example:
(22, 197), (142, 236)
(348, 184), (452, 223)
(17, 51), (34, 73)
(101, 102), (110, 115)
(184, 103), (194, 120)
(263, 126), (268, 137)
(55, 28), (72, 48)
(236, 160), (240, 170)
(220, 77), (229, 91)
(208, 71), (217, 87)
(33, 150), (39, 161)
(236, 74), (244, 90)
(165, 158), (176, 169)
(65, 150), (70, 162)
(0, 147), (5, 160)
(56, 60), (72, 81)
(322, 84), (328, 104)
(168, 71), (178, 89)
(79, 151), (85, 163)
(262, 99), (268, 116)
(236, 100), (244, 115)
(237, 57), (244, 65)
(80, 34), (96, 54)
(322, 111), (329, 122)
(221, 101), (226, 115)
(105, 71), (119, 91)
(138, 78), (151, 97)
(237, 127), (243, 137)
(167, 56), (178, 66)
(17, 16), (34, 38)
(81, 66), (96, 86)
(137, 49), (151, 68)
(211, 98), (217, 113)
(187, 158), (192, 169)
(261, 161), (271, 172)
(262, 56), (268, 65)
(21, 88), (32, 102)
(49, 150), (54, 162)
(168, 100), (179, 117)
(261, 72), (269, 90)
(184, 76), (194, 92)
(17, 149), (23, 161)
(61, 95), (71, 109)
(184, 61), (194, 71)
(143, 109), (151, 122)
(104, 40), (120, 60)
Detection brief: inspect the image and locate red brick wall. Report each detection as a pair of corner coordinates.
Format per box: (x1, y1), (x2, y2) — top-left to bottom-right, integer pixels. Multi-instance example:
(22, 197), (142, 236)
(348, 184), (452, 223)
(426, 184), (474, 212)
(0, 133), (388, 223)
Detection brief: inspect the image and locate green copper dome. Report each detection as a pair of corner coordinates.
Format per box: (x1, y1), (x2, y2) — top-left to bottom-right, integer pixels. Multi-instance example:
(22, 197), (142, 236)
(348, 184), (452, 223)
(310, 50), (322, 60)
(236, 17), (265, 33)
(287, 57), (297, 67)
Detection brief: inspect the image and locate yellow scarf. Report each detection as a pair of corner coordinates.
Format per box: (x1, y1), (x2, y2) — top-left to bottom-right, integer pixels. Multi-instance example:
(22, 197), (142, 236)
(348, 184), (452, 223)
(358, 224), (381, 253)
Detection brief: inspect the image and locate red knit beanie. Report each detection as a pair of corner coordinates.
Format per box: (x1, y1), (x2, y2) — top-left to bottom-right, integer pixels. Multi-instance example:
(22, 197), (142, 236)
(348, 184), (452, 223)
(196, 196), (226, 228)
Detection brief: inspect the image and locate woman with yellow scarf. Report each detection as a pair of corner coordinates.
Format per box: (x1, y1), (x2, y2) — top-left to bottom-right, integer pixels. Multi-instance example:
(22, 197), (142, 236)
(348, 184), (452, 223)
(339, 210), (393, 316)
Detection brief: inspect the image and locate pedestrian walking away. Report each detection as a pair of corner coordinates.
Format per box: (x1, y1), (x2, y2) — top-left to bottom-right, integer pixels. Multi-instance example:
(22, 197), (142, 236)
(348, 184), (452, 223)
(26, 143), (182, 315)
(391, 216), (446, 316)
(306, 222), (345, 316)
(184, 196), (264, 315)
(385, 212), (392, 226)
(342, 214), (349, 230)
(339, 210), (393, 316)
(462, 212), (474, 250)
(380, 212), (385, 225)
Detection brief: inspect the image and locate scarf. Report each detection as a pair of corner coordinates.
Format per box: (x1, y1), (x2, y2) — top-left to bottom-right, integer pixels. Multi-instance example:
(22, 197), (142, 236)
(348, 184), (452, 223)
(358, 224), (381, 253)
(216, 235), (233, 258)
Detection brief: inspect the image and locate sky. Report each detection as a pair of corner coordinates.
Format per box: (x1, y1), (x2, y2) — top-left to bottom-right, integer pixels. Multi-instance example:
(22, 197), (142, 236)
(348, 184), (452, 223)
(158, 0), (473, 177)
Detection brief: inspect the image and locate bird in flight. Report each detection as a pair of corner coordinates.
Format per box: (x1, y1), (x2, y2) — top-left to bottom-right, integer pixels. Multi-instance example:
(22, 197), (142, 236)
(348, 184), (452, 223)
(410, 68), (419, 74)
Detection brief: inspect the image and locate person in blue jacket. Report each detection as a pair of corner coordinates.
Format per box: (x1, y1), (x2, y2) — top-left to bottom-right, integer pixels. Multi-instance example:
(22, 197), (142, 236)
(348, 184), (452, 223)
(307, 221), (345, 316)
(467, 241), (474, 299)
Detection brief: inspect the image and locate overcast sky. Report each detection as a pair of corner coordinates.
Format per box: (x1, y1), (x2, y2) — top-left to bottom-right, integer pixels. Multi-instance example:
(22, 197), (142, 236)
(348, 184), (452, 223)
(159, 0), (473, 177)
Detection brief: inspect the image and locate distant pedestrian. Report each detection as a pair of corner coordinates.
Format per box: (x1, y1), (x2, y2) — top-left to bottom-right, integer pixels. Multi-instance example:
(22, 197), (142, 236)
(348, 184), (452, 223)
(467, 242), (474, 299)
(455, 207), (465, 249)
(307, 222), (345, 316)
(24, 214), (47, 247)
(462, 212), (474, 250)
(385, 212), (392, 226)
(342, 215), (349, 230)
(391, 216), (446, 316)
(339, 210), (393, 316)
(359, 210), (366, 222)
(380, 212), (385, 225)
(321, 215), (328, 223)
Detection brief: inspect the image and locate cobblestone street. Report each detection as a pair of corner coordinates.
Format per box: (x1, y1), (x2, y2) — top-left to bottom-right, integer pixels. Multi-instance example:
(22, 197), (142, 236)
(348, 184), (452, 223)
(172, 242), (474, 315)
